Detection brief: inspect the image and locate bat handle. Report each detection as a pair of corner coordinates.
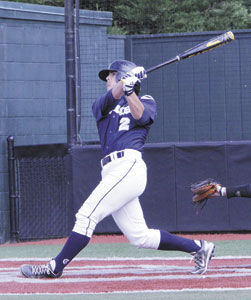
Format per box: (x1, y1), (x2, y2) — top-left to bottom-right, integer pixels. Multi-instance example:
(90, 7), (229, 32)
(146, 56), (180, 74)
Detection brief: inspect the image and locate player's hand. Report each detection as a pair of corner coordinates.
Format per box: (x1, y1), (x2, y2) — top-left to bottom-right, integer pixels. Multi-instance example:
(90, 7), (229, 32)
(121, 74), (140, 96)
(129, 66), (147, 80)
(213, 184), (224, 196)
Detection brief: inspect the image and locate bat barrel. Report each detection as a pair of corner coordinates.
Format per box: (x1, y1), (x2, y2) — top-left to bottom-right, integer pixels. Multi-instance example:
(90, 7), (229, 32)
(179, 31), (235, 60)
(226, 31), (235, 41)
(146, 31), (235, 74)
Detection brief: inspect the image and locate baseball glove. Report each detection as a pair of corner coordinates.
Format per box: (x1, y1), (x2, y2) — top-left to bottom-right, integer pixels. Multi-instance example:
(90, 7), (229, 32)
(191, 178), (221, 212)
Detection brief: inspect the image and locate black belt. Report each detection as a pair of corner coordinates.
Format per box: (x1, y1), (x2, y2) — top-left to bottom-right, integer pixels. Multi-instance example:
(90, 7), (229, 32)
(101, 151), (125, 167)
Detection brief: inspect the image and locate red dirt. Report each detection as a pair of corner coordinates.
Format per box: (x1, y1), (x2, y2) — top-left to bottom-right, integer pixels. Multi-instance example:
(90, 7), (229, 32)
(1, 258), (251, 294)
(1, 277), (251, 294)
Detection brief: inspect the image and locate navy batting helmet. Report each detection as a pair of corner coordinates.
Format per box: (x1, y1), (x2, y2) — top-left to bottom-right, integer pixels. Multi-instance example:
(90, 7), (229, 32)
(98, 60), (137, 82)
(98, 60), (141, 95)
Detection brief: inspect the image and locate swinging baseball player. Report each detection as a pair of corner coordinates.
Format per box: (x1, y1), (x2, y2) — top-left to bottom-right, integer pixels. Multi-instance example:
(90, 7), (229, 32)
(20, 60), (215, 278)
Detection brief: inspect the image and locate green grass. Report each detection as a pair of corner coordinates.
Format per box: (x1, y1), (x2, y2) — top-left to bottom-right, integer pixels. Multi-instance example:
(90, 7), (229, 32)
(1, 290), (251, 300)
(1, 239), (251, 259)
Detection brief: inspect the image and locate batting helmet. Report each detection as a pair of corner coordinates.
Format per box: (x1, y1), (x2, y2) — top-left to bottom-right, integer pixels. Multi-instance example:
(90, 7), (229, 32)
(98, 60), (137, 82)
(98, 60), (141, 95)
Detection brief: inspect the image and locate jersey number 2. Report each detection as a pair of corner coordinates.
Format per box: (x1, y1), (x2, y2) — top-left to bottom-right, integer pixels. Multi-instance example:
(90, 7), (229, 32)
(119, 117), (130, 131)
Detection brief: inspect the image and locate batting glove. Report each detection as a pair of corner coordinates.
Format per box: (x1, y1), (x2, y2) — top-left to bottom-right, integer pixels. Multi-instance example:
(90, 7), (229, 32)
(121, 74), (140, 96)
(129, 66), (147, 80)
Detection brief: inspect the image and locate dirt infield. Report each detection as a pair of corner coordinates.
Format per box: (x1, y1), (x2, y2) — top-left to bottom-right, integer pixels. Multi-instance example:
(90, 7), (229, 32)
(1, 257), (251, 294)
(1, 233), (251, 295)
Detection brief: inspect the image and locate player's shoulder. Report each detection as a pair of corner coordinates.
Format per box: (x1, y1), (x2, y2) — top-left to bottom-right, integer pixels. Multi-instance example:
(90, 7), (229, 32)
(140, 94), (155, 101)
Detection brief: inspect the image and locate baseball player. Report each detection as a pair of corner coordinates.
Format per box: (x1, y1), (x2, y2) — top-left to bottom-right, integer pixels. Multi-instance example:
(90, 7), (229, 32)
(20, 60), (215, 278)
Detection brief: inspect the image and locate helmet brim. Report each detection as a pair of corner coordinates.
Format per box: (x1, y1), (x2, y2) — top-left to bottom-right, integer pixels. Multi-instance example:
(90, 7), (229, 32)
(98, 69), (117, 81)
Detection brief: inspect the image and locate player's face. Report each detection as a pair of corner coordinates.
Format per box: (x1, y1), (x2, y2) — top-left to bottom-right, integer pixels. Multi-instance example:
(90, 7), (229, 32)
(106, 71), (117, 91)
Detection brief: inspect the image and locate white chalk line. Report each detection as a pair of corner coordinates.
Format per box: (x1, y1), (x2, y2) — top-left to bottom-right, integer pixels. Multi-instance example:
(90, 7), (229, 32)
(1, 263), (251, 284)
(0, 256), (251, 295)
(2, 272), (251, 284)
(1, 255), (251, 261)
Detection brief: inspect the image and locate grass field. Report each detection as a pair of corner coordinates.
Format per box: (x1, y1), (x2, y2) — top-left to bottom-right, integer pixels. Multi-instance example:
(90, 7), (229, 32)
(1, 290), (251, 300)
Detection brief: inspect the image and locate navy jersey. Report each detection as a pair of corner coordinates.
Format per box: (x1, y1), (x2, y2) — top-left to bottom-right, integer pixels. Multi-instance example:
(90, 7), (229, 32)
(92, 89), (157, 158)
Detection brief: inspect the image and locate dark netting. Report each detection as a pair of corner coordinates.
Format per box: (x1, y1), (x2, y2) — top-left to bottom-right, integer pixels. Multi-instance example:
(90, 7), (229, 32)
(14, 144), (72, 241)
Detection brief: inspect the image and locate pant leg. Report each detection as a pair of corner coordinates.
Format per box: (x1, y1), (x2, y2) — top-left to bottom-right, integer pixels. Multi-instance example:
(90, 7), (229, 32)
(73, 157), (147, 237)
(112, 198), (161, 250)
(112, 198), (200, 253)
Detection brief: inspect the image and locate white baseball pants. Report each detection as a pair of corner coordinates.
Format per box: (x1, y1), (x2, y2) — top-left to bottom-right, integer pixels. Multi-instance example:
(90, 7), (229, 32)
(73, 149), (161, 250)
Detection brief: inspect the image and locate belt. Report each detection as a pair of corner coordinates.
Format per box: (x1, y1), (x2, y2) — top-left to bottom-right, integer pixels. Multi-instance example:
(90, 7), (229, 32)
(101, 151), (125, 167)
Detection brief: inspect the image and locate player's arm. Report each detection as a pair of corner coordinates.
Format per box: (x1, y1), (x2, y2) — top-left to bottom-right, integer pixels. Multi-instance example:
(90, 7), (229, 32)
(111, 76), (144, 120)
(126, 93), (144, 120)
(209, 183), (251, 198)
(112, 66), (147, 102)
(224, 184), (251, 198)
(120, 74), (144, 120)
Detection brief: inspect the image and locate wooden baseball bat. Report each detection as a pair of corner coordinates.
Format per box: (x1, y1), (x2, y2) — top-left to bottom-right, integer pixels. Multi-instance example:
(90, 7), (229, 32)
(146, 31), (235, 74)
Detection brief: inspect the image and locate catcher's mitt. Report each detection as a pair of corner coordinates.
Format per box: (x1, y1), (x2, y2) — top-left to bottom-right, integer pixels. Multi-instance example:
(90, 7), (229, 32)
(191, 178), (221, 212)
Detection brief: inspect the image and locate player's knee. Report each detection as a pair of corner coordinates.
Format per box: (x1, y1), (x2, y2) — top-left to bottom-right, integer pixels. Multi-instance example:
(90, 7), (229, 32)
(129, 229), (160, 250)
(73, 211), (96, 238)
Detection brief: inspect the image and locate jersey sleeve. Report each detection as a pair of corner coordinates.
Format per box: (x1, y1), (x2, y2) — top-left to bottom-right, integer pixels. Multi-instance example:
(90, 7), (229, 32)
(226, 184), (251, 198)
(92, 89), (117, 121)
(135, 95), (157, 126)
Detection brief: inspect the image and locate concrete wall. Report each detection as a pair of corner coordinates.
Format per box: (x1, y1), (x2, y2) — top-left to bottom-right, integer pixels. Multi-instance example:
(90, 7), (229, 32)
(0, 1), (114, 243)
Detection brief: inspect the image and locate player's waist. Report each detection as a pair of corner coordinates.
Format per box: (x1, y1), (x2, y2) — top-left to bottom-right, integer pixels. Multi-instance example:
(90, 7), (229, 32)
(101, 149), (142, 168)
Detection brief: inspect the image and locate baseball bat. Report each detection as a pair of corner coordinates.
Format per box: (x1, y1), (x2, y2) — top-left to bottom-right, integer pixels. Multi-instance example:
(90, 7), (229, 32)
(146, 31), (235, 74)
